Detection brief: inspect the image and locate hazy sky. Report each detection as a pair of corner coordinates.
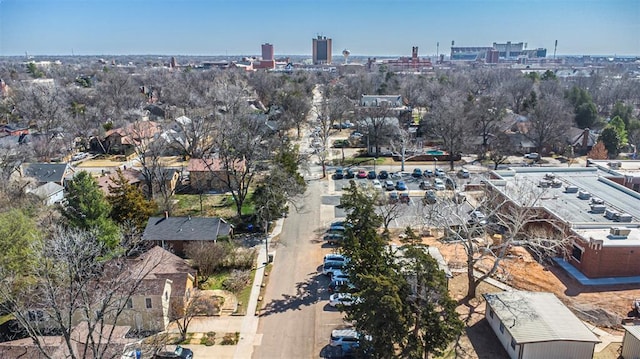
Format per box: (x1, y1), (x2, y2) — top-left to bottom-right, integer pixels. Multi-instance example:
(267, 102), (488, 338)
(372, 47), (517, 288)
(1, 0), (638, 57)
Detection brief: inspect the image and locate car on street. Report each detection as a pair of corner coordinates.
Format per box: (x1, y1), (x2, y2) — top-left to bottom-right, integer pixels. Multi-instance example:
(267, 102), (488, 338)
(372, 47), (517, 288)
(377, 170), (389, 180)
(356, 169), (368, 179)
(412, 168), (422, 178)
(372, 179), (382, 190)
(329, 293), (358, 307)
(433, 178), (445, 191)
(395, 181), (407, 191)
(71, 152), (89, 161)
(333, 168), (344, 180)
(457, 168), (470, 178)
(367, 170), (377, 179)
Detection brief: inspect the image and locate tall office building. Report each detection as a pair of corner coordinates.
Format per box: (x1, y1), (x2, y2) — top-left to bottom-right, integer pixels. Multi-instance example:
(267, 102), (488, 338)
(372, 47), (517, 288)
(261, 43), (274, 61)
(312, 36), (332, 65)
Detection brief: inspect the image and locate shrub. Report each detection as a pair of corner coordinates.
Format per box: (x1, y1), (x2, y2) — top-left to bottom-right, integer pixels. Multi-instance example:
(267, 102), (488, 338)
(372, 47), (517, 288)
(200, 332), (216, 346)
(222, 270), (251, 293)
(221, 332), (239, 345)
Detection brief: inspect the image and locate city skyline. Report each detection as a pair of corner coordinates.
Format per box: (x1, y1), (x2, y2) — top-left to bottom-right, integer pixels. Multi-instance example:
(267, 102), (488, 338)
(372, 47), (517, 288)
(0, 0), (638, 57)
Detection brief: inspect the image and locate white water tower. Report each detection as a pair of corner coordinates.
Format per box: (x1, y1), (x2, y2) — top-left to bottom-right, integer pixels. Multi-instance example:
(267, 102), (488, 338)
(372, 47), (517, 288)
(342, 49), (351, 64)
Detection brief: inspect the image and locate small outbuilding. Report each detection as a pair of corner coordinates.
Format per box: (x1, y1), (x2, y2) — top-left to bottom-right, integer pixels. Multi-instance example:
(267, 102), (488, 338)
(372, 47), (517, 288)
(484, 291), (600, 359)
(622, 325), (640, 359)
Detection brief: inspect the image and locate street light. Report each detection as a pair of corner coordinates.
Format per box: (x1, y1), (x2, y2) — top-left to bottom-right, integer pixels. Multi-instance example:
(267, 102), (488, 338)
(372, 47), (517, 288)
(373, 157), (377, 173)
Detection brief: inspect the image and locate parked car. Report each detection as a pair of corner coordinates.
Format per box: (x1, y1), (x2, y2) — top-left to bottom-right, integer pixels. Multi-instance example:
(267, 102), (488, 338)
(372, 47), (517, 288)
(324, 233), (345, 245)
(395, 181), (407, 191)
(419, 180), (432, 190)
(323, 261), (346, 277)
(433, 178), (446, 191)
(356, 169), (368, 179)
(329, 278), (355, 293)
(423, 190), (437, 204)
(334, 168), (344, 180)
(327, 225), (346, 233)
(423, 169), (433, 178)
(345, 168), (355, 179)
(324, 253), (347, 263)
(367, 170), (377, 179)
(412, 168), (422, 178)
(399, 192), (410, 204)
(384, 180), (395, 191)
(434, 168), (446, 177)
(330, 329), (371, 347)
(329, 293), (357, 307)
(457, 169), (470, 178)
(372, 179), (382, 190)
(154, 346), (193, 359)
(469, 210), (488, 225)
(378, 170), (389, 180)
(524, 152), (540, 160)
(388, 191), (399, 203)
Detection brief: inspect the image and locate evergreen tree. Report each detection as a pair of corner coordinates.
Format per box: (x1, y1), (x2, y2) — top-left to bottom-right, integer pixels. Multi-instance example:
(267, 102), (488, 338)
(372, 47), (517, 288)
(0, 209), (41, 276)
(61, 171), (120, 248)
(611, 101), (634, 129)
(599, 127), (621, 158)
(107, 168), (157, 230)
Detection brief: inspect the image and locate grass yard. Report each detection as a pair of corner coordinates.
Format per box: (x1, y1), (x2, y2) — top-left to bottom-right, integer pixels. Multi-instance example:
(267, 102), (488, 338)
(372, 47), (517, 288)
(173, 193), (256, 219)
(199, 267), (255, 315)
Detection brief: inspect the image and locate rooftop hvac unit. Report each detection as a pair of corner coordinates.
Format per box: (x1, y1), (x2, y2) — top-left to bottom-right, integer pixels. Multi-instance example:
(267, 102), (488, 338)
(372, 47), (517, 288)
(578, 190), (592, 200)
(617, 213), (632, 223)
(590, 204), (606, 214)
(538, 180), (550, 188)
(608, 161), (622, 169)
(551, 179), (562, 188)
(565, 185), (579, 193)
(610, 227), (631, 236)
(544, 173), (556, 180)
(591, 197), (604, 205)
(605, 208), (620, 220)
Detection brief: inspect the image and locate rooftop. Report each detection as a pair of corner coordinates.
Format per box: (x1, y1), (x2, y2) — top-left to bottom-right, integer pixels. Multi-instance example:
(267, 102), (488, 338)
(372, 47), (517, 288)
(142, 216), (232, 242)
(490, 167), (640, 225)
(484, 291), (600, 344)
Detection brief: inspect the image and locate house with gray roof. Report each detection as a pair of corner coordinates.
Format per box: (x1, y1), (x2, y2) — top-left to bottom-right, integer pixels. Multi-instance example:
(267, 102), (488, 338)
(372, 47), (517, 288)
(142, 215), (233, 255)
(484, 291), (599, 359)
(28, 182), (64, 206)
(22, 163), (74, 187)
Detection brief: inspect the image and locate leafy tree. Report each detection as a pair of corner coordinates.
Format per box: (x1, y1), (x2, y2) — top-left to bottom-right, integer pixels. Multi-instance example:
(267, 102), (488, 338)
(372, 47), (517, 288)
(566, 86), (598, 129)
(599, 127), (622, 158)
(587, 141), (608, 160)
(61, 171), (120, 248)
(609, 116), (628, 145)
(611, 101), (634, 129)
(26, 62), (44, 78)
(524, 71), (540, 82)
(0, 209), (41, 276)
(107, 168), (158, 230)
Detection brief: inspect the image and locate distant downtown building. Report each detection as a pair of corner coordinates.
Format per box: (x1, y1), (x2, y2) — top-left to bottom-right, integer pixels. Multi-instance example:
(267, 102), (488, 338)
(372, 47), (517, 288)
(312, 36), (332, 65)
(261, 43), (274, 61)
(451, 41), (547, 62)
(254, 43), (275, 70)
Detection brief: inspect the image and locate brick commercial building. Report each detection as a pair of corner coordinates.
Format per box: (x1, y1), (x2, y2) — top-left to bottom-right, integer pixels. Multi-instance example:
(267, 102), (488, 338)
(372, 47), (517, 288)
(486, 167), (640, 278)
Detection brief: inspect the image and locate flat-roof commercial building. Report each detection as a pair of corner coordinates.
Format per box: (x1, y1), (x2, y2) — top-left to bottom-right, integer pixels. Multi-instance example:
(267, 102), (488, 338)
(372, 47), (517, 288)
(484, 291), (600, 359)
(486, 167), (640, 278)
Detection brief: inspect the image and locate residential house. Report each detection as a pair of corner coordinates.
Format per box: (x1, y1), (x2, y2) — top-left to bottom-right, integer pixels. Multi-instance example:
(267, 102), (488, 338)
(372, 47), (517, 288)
(1, 124), (29, 136)
(187, 157), (245, 193)
(22, 163), (74, 187)
(102, 121), (162, 155)
(484, 291), (599, 359)
(360, 94), (405, 108)
(0, 322), (133, 359)
(142, 215), (233, 255)
(97, 167), (144, 195)
(28, 182), (64, 206)
(568, 127), (598, 155)
(622, 325), (640, 358)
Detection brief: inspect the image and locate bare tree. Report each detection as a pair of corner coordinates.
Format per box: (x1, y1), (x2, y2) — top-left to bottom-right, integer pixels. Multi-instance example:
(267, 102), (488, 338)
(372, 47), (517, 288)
(501, 76), (535, 113)
(169, 289), (218, 342)
(0, 227), (163, 359)
(422, 179), (569, 299)
(312, 85), (353, 176)
(357, 103), (398, 157)
(526, 95), (573, 153)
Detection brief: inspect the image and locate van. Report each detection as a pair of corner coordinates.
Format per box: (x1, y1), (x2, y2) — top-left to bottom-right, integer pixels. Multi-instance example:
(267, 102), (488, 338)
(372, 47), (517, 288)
(384, 180), (395, 191)
(330, 329), (360, 347)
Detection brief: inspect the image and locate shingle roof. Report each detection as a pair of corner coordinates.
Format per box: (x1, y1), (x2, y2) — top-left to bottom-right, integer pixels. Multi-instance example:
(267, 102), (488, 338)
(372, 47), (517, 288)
(23, 163), (70, 184)
(29, 182), (64, 199)
(142, 216), (232, 242)
(484, 291), (600, 344)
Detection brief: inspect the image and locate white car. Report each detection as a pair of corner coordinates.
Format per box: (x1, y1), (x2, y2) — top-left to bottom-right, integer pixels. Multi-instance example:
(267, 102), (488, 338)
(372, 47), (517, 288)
(329, 293), (357, 307)
(372, 179), (382, 190)
(434, 179), (446, 191)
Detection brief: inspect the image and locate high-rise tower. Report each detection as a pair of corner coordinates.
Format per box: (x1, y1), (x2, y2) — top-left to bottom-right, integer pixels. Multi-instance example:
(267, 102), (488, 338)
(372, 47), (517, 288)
(312, 36), (332, 65)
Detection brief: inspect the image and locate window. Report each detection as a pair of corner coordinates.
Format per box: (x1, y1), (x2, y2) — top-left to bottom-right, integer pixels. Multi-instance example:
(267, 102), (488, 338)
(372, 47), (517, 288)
(125, 299), (133, 309)
(510, 337), (516, 350)
(488, 308), (493, 318)
(571, 245), (583, 262)
(145, 298), (152, 309)
(499, 322), (505, 334)
(165, 291), (168, 301)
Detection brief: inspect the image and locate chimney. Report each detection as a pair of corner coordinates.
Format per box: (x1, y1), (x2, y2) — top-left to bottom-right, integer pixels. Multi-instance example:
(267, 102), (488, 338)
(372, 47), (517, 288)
(582, 128), (590, 149)
(164, 211), (169, 219)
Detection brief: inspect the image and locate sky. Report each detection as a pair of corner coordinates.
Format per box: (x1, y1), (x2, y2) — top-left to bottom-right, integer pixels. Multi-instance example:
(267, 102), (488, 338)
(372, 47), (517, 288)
(1, 0), (638, 57)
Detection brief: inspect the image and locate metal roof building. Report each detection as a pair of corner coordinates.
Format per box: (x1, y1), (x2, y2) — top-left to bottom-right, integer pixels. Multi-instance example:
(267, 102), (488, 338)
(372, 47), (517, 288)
(484, 291), (599, 359)
(622, 325), (640, 358)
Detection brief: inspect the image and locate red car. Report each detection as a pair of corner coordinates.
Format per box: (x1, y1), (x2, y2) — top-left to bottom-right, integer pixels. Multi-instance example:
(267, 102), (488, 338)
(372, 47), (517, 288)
(356, 169), (368, 179)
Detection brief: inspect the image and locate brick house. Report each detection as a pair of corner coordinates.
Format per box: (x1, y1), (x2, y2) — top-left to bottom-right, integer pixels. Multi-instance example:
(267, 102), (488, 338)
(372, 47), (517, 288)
(142, 215), (233, 255)
(187, 157), (245, 193)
